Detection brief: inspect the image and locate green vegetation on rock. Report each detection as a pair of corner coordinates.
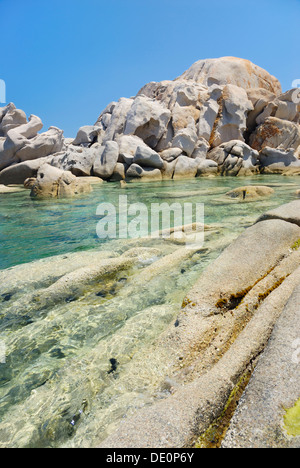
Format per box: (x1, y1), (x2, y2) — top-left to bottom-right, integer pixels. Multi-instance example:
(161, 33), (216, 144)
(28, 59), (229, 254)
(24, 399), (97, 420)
(284, 399), (300, 437)
(291, 239), (300, 251)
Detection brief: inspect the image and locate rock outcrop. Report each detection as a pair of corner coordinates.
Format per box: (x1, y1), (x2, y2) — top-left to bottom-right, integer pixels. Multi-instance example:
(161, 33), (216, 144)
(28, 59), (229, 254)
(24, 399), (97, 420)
(1, 56), (299, 186)
(0, 103), (64, 173)
(30, 164), (92, 199)
(99, 201), (300, 448)
(222, 280), (300, 448)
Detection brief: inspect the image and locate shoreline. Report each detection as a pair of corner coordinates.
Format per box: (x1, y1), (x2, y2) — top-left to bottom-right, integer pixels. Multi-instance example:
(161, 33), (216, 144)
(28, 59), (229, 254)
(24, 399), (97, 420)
(1, 191), (299, 447)
(99, 200), (300, 449)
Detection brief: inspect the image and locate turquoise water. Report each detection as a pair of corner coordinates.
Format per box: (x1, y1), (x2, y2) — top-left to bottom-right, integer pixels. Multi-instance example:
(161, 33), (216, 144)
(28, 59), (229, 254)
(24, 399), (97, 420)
(0, 175), (299, 448)
(0, 176), (298, 270)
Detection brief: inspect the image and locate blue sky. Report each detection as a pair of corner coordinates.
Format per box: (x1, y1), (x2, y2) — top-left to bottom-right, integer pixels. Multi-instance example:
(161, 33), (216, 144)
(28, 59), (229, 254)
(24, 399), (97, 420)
(1, 0), (299, 136)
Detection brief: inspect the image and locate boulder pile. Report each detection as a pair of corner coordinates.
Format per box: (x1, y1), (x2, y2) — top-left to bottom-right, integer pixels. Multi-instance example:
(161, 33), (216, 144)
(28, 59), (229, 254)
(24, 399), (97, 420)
(1, 57), (300, 188)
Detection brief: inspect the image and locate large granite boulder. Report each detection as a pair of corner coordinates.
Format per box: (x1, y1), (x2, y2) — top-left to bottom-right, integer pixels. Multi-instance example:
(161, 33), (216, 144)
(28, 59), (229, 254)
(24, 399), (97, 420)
(178, 57), (282, 94)
(101, 98), (134, 143)
(173, 155), (198, 180)
(0, 103), (65, 171)
(172, 121), (198, 156)
(256, 200), (300, 227)
(210, 84), (253, 148)
(0, 103), (27, 136)
(126, 163), (162, 181)
(133, 145), (164, 169)
(209, 140), (260, 176)
(30, 164), (92, 199)
(226, 185), (274, 200)
(259, 147), (300, 174)
(124, 95), (171, 148)
(196, 159), (218, 176)
(0, 157), (52, 185)
(117, 134), (149, 159)
(250, 117), (300, 151)
(50, 144), (102, 177)
(93, 141), (119, 179)
(72, 125), (102, 147)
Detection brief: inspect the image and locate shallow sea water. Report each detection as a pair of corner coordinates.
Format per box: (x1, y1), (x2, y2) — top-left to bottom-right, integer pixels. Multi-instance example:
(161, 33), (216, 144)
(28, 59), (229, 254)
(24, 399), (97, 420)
(0, 175), (299, 447)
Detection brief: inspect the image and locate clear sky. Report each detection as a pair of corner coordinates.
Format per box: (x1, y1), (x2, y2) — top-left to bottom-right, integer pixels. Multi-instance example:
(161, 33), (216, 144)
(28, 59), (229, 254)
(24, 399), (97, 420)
(1, 0), (299, 136)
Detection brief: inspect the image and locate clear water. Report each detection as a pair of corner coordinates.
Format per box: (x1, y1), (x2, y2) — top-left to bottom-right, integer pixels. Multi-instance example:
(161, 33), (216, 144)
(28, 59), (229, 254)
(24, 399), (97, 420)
(0, 176), (299, 448)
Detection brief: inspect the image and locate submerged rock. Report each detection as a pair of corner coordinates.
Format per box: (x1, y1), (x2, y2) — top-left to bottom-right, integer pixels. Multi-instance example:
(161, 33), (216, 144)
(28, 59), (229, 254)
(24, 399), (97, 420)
(226, 185), (274, 200)
(99, 204), (300, 449)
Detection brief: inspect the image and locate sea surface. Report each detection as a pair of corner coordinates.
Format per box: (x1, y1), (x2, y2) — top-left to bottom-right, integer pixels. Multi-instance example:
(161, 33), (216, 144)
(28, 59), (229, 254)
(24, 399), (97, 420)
(0, 176), (298, 447)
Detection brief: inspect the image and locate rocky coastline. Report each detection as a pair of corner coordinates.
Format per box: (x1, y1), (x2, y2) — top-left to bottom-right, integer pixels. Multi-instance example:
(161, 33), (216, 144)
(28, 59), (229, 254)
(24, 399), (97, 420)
(0, 57), (299, 449)
(1, 57), (300, 198)
(99, 200), (300, 449)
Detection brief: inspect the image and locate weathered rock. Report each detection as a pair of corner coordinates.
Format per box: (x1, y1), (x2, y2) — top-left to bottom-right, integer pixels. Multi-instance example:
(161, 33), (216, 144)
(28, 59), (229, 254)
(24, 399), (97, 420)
(133, 146), (164, 169)
(172, 124), (198, 157)
(222, 280), (300, 448)
(259, 147), (300, 174)
(93, 141), (119, 179)
(94, 101), (117, 127)
(72, 125), (102, 147)
(173, 156), (198, 180)
(99, 216), (300, 448)
(198, 86), (223, 142)
(210, 85), (253, 148)
(0, 157), (52, 185)
(124, 95), (171, 148)
(4, 57), (294, 184)
(121, 153), (134, 165)
(186, 219), (300, 312)
(159, 147), (182, 162)
(256, 89), (300, 126)
(137, 79), (206, 114)
(30, 164), (92, 199)
(179, 57), (282, 94)
(155, 120), (174, 152)
(0, 184), (25, 194)
(102, 98), (134, 143)
(256, 200), (300, 227)
(0, 103), (27, 136)
(15, 126), (64, 162)
(76, 176), (104, 185)
(126, 163), (162, 181)
(246, 88), (277, 133)
(110, 162), (127, 181)
(191, 138), (210, 160)
(117, 134), (148, 158)
(50, 144), (101, 177)
(196, 159), (218, 176)
(226, 185), (274, 200)
(24, 178), (36, 189)
(161, 159), (177, 180)
(209, 140), (259, 176)
(0, 106), (64, 172)
(250, 117), (300, 151)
